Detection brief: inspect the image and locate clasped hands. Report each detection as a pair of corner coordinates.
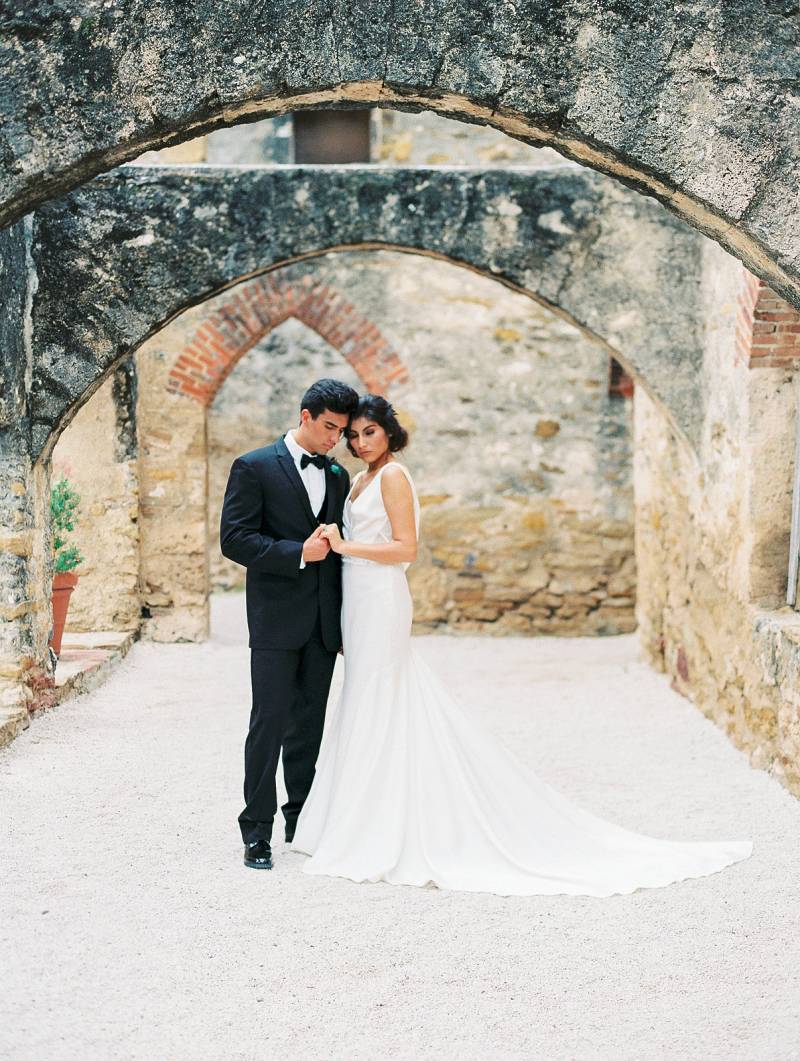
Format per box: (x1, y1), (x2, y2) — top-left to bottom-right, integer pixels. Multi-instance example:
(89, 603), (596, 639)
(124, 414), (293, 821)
(302, 523), (345, 563)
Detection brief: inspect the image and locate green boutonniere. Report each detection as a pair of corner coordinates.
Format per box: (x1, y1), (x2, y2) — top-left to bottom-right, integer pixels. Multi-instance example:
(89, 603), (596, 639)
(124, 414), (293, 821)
(330, 463), (342, 475)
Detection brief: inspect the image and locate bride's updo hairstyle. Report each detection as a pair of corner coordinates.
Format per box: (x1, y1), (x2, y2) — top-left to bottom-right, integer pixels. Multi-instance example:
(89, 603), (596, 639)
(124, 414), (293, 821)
(347, 394), (409, 457)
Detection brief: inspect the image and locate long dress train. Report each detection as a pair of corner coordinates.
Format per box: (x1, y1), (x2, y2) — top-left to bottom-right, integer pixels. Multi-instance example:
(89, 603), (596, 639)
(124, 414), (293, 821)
(291, 462), (753, 897)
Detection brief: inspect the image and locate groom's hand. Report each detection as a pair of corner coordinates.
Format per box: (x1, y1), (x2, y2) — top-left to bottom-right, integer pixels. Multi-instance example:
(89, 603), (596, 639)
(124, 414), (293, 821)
(302, 524), (330, 563)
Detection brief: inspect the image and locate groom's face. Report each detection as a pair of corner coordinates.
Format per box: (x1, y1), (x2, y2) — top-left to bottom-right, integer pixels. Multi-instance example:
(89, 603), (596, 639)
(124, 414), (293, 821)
(301, 407), (350, 454)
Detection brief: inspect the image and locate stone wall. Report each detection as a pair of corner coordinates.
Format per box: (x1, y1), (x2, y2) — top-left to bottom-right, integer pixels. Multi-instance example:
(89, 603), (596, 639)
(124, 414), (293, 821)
(45, 240), (638, 643)
(42, 116), (657, 644)
(634, 241), (800, 795)
(28, 164), (708, 457)
(0, 220), (56, 740)
(51, 371), (140, 633)
(207, 251), (635, 635)
(136, 333), (209, 642)
(2, 0), (799, 319)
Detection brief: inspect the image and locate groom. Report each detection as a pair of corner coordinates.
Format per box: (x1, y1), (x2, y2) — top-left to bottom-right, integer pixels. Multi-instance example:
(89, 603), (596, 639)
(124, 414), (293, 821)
(220, 378), (358, 870)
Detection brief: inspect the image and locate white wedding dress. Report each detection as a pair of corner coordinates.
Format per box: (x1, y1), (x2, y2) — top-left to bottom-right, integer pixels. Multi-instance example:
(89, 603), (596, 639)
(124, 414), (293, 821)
(291, 462), (753, 896)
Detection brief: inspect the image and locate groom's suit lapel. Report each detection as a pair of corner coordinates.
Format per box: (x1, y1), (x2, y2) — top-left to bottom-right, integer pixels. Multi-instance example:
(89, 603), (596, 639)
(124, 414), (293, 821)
(323, 461), (341, 525)
(275, 436), (318, 528)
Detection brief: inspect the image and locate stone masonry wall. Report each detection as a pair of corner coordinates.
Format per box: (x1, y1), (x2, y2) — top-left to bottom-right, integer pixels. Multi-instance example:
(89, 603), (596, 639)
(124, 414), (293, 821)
(206, 251), (635, 635)
(0, 220), (56, 740)
(51, 372), (140, 633)
(634, 240), (800, 796)
(41, 114), (642, 644)
(136, 337), (209, 642)
(3, 0), (799, 318)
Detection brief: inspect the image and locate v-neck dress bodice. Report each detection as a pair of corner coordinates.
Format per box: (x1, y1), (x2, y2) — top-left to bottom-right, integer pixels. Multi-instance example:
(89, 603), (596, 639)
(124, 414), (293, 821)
(342, 463), (420, 571)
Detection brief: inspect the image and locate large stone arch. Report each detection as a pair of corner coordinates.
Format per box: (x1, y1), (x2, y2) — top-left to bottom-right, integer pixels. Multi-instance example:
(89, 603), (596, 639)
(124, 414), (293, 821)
(0, 2), (797, 305)
(23, 164), (706, 458)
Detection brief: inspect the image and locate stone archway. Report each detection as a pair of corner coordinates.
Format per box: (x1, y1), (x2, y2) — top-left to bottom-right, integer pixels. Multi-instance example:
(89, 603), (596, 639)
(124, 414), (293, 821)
(0, 3), (798, 308)
(4, 162), (690, 728)
(134, 275), (407, 641)
(21, 165), (706, 458)
(129, 248), (636, 646)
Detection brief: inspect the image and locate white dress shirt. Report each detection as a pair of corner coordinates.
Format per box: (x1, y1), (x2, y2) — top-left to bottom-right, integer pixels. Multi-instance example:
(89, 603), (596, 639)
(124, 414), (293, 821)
(284, 430), (327, 569)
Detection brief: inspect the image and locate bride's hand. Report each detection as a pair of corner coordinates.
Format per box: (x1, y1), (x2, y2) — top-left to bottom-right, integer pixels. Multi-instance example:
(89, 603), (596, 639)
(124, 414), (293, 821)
(321, 523), (345, 553)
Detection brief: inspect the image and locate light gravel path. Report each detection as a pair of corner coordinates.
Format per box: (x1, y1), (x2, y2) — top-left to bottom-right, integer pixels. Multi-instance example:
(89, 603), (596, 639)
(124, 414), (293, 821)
(1, 594), (798, 1061)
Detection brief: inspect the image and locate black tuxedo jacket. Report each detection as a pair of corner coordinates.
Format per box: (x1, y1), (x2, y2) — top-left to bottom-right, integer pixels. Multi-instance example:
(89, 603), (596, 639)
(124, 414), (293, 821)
(219, 436), (351, 652)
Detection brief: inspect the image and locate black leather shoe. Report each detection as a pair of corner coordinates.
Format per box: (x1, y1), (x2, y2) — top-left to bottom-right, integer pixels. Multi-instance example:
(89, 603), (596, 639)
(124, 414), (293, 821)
(243, 839), (273, 870)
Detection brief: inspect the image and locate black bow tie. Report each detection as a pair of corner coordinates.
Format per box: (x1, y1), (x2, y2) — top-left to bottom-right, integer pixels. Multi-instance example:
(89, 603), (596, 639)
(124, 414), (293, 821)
(300, 452), (327, 470)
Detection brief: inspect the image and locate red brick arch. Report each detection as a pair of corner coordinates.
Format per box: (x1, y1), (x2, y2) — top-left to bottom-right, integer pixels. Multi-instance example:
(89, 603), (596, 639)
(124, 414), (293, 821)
(737, 268), (800, 369)
(167, 274), (409, 405)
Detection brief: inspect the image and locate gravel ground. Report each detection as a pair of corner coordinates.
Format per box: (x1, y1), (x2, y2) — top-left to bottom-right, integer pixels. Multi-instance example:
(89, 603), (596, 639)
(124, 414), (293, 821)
(1, 593), (798, 1061)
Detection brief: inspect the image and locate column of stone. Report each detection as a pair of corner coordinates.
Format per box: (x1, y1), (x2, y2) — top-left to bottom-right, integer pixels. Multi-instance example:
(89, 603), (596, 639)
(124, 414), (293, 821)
(0, 220), (54, 744)
(136, 326), (210, 643)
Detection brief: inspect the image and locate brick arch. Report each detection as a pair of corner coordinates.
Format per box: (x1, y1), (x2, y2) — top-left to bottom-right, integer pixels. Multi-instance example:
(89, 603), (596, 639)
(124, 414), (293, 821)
(737, 269), (800, 370)
(169, 274), (408, 406)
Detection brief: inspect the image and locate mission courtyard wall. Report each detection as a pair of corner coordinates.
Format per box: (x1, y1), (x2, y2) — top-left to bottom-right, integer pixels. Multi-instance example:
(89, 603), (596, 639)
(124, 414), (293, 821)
(45, 234), (800, 798)
(3, 73), (800, 798)
(1, 0), (798, 315)
(635, 241), (800, 793)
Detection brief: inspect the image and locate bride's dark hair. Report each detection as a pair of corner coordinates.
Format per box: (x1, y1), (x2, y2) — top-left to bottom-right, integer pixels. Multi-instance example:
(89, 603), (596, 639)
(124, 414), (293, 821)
(347, 394), (409, 456)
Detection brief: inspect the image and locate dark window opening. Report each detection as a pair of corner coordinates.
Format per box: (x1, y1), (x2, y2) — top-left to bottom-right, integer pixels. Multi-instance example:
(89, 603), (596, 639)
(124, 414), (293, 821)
(608, 357), (634, 399)
(293, 110), (371, 164)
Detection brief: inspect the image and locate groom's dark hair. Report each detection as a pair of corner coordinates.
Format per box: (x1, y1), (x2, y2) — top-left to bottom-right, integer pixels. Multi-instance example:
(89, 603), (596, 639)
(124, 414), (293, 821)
(301, 378), (359, 419)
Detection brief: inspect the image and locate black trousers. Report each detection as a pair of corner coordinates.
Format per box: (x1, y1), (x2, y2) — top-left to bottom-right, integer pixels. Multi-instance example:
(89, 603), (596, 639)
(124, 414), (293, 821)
(238, 612), (337, 844)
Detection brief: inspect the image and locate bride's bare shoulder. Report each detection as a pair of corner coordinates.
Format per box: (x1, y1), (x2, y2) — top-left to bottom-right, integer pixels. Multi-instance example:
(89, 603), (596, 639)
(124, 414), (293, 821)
(381, 461), (414, 492)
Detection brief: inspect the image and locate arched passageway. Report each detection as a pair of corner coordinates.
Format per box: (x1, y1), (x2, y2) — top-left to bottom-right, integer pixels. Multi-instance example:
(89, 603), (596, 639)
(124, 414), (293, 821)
(5, 156), (800, 794)
(0, 2), (798, 308)
(0, 44), (798, 800)
(119, 250), (633, 642)
(23, 165), (705, 455)
(3, 160), (688, 748)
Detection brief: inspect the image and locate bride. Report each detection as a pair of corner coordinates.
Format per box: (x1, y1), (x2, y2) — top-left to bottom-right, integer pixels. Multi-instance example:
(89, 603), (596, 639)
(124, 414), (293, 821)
(290, 394), (753, 896)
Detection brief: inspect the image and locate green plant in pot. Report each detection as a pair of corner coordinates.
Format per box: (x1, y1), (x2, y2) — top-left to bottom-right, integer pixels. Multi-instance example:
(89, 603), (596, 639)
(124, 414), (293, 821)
(50, 477), (84, 657)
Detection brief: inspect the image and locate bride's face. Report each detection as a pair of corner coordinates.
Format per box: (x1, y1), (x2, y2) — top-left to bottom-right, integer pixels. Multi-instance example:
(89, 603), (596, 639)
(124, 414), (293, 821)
(348, 417), (389, 463)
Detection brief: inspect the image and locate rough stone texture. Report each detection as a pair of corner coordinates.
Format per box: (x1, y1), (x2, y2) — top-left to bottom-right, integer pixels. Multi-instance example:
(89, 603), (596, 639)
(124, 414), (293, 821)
(50, 372), (140, 633)
(636, 388), (800, 798)
(26, 164), (706, 454)
(136, 339), (210, 642)
(1, 594), (796, 1060)
(0, 220), (54, 740)
(205, 253), (635, 636)
(634, 243), (800, 797)
(0, 1), (798, 309)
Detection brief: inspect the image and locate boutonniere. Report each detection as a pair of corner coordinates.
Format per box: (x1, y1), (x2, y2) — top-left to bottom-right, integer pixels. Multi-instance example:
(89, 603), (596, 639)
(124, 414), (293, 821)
(330, 462), (342, 475)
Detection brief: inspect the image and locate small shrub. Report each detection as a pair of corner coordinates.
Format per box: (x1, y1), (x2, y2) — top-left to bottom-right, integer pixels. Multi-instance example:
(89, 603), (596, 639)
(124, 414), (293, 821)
(50, 477), (84, 574)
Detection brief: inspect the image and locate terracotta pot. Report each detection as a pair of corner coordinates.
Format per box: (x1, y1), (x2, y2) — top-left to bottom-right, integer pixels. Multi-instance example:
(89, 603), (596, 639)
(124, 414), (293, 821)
(50, 571), (79, 656)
